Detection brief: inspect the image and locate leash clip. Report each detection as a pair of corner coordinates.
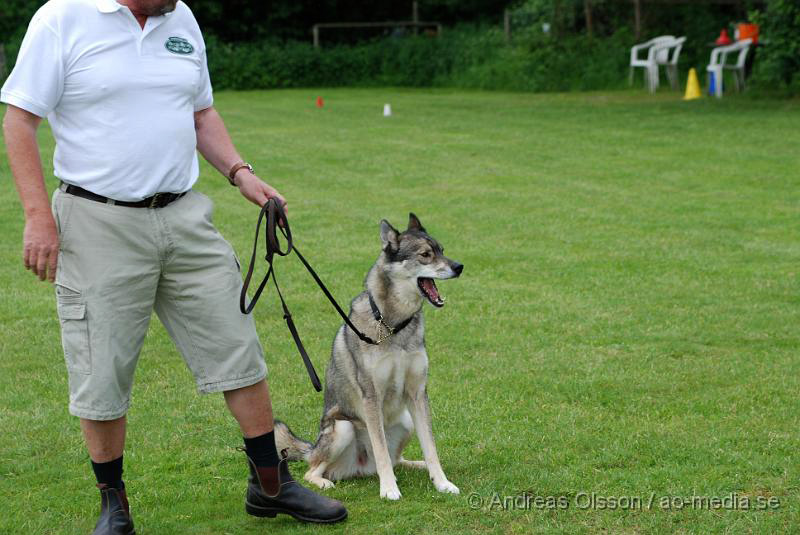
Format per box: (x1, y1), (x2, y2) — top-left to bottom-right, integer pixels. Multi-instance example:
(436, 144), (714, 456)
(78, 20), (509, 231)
(375, 317), (395, 344)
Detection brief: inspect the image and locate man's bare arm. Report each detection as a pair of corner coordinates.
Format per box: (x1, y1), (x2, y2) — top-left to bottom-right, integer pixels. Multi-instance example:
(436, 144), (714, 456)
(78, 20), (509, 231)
(194, 106), (286, 211)
(3, 104), (59, 282)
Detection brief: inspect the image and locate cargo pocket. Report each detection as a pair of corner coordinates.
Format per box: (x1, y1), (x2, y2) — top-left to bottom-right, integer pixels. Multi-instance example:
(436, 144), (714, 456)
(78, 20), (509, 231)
(56, 285), (91, 375)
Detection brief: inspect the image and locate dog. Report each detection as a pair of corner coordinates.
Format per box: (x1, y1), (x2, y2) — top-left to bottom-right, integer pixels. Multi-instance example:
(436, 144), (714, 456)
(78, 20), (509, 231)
(275, 213), (463, 500)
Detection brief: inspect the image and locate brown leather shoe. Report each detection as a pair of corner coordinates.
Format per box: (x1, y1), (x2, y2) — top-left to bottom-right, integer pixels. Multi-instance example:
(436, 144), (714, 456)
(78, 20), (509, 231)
(92, 484), (135, 535)
(243, 450), (347, 524)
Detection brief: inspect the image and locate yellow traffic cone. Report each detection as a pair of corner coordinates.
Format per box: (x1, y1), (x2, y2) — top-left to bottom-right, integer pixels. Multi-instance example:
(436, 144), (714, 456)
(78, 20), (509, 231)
(683, 68), (702, 100)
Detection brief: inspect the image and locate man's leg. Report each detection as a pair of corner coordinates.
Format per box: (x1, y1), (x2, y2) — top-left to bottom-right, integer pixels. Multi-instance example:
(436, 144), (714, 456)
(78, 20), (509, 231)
(53, 190), (161, 535)
(225, 380), (282, 478)
(81, 417), (126, 462)
(224, 379), (283, 493)
(82, 416), (127, 491)
(223, 380), (272, 438)
(80, 417), (134, 535)
(153, 192), (346, 523)
(80, 416), (135, 535)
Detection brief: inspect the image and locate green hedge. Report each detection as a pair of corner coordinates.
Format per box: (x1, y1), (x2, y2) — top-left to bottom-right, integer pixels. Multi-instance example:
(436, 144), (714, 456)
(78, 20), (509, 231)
(205, 27), (635, 92)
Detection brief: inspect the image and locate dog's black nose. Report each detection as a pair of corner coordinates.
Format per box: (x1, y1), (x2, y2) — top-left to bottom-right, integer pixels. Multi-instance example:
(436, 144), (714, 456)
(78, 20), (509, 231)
(452, 262), (464, 277)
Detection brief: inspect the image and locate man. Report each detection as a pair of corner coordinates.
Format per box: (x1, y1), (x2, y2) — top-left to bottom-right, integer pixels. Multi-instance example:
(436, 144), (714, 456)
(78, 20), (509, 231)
(2, 0), (347, 532)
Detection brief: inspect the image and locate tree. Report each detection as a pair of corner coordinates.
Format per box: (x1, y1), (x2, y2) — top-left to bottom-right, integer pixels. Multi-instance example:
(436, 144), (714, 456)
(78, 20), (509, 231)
(750, 0), (800, 94)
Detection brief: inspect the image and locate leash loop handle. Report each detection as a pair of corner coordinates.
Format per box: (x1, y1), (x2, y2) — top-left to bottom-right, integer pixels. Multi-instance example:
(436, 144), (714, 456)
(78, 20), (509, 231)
(240, 199), (294, 315)
(240, 199), (321, 391)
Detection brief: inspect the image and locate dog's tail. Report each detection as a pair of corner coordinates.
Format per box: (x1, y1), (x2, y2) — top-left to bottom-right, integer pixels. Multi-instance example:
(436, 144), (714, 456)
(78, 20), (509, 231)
(274, 419), (314, 461)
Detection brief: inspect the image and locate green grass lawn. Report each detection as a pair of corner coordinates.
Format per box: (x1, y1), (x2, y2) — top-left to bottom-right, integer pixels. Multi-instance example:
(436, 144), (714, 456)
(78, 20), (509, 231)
(1, 88), (799, 534)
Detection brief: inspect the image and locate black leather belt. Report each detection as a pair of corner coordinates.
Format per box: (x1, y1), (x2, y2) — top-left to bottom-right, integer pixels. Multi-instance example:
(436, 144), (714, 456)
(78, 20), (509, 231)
(61, 183), (187, 208)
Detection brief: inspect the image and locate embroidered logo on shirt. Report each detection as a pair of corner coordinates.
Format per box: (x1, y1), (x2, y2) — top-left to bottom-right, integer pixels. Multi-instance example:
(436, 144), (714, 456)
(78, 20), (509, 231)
(165, 37), (194, 55)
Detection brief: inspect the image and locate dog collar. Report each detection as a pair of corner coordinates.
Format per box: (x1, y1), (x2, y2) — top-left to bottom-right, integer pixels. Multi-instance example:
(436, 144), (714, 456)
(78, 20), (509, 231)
(368, 292), (414, 343)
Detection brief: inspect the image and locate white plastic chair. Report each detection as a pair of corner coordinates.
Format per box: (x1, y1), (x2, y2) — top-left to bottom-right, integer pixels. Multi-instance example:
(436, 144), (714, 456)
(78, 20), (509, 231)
(706, 38), (752, 98)
(655, 36), (686, 90)
(629, 35), (674, 93)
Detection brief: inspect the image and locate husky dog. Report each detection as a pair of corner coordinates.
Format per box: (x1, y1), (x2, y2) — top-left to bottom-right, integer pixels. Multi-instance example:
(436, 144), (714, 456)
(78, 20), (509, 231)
(275, 213), (463, 500)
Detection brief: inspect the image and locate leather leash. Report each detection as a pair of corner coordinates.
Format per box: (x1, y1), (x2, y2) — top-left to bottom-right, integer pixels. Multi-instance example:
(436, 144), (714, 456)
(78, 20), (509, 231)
(240, 199), (388, 392)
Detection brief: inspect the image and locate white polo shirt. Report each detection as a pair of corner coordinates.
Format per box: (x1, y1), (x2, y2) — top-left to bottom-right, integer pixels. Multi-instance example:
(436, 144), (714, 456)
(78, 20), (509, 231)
(1, 0), (214, 201)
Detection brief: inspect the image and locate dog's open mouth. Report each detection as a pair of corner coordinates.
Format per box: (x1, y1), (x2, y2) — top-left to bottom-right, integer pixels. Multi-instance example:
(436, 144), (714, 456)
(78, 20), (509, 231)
(418, 278), (445, 307)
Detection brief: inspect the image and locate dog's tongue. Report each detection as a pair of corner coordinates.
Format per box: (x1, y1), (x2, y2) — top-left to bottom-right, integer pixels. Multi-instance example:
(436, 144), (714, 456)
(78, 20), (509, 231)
(419, 278), (441, 304)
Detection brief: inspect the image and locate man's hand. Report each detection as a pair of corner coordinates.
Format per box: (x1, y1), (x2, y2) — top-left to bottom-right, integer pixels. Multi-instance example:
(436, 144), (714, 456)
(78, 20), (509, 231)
(24, 212), (60, 282)
(234, 170), (288, 214)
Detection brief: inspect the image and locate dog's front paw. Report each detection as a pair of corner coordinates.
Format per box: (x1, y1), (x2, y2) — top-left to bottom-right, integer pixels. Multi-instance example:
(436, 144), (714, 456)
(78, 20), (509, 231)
(434, 479), (460, 494)
(317, 478), (336, 490)
(380, 485), (402, 500)
(304, 472), (335, 490)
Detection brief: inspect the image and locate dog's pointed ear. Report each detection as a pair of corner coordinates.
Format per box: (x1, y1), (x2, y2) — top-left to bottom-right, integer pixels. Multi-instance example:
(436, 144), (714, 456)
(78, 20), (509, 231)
(407, 212), (426, 233)
(380, 220), (400, 252)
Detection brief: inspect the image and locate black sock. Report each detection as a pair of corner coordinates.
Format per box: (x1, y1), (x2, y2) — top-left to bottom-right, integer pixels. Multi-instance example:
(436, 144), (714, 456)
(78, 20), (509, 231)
(91, 456), (124, 489)
(243, 430), (280, 467)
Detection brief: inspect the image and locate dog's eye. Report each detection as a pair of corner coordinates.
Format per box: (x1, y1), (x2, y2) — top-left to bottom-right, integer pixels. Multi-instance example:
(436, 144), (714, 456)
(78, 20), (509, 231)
(420, 251), (431, 258)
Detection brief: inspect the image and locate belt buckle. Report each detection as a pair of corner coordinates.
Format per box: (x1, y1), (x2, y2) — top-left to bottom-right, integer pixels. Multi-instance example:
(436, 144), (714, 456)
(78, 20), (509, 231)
(149, 193), (163, 208)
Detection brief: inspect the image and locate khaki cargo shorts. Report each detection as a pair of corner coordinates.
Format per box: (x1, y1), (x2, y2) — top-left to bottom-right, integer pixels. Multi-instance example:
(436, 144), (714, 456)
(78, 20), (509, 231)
(52, 187), (267, 420)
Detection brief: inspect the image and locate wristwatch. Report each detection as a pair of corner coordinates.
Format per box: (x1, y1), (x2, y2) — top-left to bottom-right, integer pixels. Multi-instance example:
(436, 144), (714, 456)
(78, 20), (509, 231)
(227, 161), (253, 186)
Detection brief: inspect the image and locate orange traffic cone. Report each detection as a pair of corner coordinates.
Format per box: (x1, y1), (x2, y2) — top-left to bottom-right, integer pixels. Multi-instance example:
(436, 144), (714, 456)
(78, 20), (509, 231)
(316, 96), (324, 108)
(683, 68), (702, 101)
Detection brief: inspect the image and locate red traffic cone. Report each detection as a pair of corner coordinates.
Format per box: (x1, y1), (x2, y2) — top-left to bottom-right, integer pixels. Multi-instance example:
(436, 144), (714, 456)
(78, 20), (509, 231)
(316, 96), (324, 108)
(715, 29), (731, 46)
